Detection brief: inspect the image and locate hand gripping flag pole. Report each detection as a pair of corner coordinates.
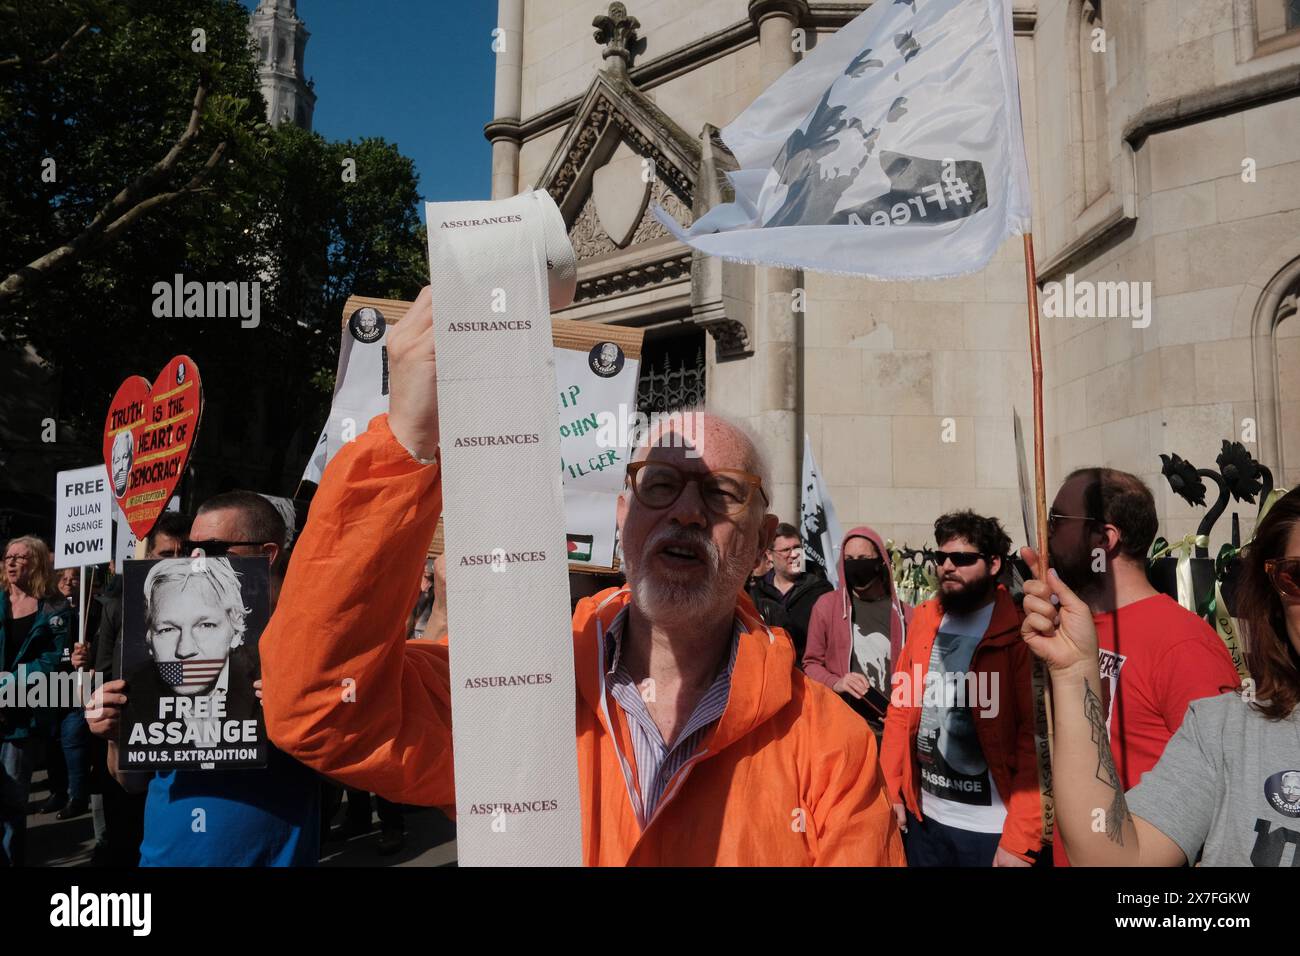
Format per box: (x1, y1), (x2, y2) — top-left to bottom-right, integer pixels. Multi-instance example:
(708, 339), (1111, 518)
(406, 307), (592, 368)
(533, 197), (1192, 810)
(1023, 231), (1056, 845)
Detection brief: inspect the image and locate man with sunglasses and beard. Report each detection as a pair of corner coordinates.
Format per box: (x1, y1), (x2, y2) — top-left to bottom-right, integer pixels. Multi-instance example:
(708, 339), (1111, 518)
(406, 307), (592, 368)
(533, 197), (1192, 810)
(85, 492), (321, 866)
(258, 288), (905, 866)
(1044, 467), (1239, 865)
(881, 511), (1042, 867)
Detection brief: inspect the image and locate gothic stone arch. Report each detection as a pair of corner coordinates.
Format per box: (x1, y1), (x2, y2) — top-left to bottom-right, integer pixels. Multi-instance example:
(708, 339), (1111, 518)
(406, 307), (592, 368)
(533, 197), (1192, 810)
(1242, 245), (1300, 483)
(535, 68), (753, 360)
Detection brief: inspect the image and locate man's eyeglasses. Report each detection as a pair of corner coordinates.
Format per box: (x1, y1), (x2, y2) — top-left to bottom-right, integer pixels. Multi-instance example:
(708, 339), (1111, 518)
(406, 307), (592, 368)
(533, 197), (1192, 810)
(1047, 510), (1098, 535)
(769, 544), (801, 557)
(626, 461), (768, 517)
(181, 539), (266, 557)
(933, 549), (986, 568)
(1265, 558), (1300, 599)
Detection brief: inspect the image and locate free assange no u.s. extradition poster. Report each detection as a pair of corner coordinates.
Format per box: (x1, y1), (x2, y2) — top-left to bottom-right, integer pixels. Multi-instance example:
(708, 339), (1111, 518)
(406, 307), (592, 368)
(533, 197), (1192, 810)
(117, 556), (271, 772)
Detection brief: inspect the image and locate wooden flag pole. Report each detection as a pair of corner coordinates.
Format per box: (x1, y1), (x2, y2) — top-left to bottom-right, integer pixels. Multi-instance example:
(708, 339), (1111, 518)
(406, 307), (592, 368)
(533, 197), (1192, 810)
(1022, 233), (1051, 568)
(77, 565), (90, 652)
(1022, 232), (1057, 846)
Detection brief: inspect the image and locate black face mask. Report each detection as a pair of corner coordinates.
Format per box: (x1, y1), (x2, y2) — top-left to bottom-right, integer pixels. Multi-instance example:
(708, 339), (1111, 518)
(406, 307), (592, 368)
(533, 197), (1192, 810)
(844, 556), (885, 591)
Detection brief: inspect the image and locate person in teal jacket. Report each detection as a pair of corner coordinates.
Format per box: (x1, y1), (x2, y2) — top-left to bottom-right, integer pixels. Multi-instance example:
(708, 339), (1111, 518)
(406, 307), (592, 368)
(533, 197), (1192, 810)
(1, 535), (72, 866)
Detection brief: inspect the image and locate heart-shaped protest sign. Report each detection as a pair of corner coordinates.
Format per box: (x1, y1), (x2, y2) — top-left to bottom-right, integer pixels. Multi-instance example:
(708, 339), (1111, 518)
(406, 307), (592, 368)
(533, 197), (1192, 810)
(102, 355), (204, 540)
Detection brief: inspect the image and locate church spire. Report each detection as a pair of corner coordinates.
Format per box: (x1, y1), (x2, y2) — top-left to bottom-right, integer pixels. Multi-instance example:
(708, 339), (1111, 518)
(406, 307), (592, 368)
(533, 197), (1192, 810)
(248, 0), (316, 129)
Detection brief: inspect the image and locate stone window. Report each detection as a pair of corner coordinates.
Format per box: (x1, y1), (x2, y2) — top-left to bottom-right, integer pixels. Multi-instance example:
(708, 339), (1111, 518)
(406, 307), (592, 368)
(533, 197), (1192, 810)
(1248, 255), (1300, 487)
(259, 34), (269, 64)
(1277, 303), (1300, 485)
(1256, 0), (1300, 43)
(637, 333), (706, 415)
(1071, 0), (1111, 210)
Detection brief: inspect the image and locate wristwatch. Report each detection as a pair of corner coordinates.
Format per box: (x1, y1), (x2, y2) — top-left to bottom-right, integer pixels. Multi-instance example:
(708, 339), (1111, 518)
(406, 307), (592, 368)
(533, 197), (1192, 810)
(399, 438), (439, 467)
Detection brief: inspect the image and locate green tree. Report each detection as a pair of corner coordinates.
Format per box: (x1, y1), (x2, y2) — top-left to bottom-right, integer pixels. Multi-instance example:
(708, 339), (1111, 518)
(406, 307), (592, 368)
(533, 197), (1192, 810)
(0, 0), (427, 500)
(0, 0), (269, 305)
(254, 126), (427, 396)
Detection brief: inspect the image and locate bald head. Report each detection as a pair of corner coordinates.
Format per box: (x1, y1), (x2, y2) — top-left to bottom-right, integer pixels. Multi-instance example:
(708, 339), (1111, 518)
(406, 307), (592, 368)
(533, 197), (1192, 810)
(631, 408), (771, 510)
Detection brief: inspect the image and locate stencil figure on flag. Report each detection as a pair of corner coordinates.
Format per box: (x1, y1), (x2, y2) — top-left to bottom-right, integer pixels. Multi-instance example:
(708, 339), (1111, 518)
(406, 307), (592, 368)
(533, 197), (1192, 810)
(655, 0), (1030, 279)
(801, 435), (845, 588)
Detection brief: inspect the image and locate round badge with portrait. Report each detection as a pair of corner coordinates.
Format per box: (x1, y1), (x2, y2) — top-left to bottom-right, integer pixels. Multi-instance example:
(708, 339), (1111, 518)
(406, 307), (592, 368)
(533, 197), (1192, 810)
(589, 341), (624, 378)
(1263, 770), (1300, 818)
(348, 306), (386, 344)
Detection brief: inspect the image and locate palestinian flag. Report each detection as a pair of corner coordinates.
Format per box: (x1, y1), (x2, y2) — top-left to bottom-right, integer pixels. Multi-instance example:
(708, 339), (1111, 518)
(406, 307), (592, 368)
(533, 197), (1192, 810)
(567, 533), (593, 562)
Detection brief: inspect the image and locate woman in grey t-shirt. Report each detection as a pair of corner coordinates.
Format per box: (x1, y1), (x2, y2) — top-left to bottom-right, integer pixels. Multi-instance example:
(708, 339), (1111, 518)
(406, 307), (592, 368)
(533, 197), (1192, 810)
(1019, 487), (1300, 866)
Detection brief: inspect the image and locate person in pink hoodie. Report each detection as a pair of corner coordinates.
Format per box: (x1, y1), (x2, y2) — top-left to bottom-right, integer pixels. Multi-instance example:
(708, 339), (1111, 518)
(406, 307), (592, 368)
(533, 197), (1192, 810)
(803, 526), (911, 738)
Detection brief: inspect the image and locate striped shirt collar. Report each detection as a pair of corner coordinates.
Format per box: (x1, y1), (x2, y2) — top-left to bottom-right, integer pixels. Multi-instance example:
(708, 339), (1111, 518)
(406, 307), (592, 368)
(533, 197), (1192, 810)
(603, 607), (739, 826)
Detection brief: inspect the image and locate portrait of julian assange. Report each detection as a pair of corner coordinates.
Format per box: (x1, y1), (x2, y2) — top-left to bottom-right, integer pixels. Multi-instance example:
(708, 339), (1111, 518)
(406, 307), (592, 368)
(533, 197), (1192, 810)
(119, 556), (271, 770)
(110, 429), (134, 498)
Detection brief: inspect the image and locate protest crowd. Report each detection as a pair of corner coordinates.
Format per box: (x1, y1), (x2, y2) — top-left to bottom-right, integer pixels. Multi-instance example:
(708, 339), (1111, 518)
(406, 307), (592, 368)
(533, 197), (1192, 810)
(3, 0), (1300, 879)
(2, 283), (1297, 869)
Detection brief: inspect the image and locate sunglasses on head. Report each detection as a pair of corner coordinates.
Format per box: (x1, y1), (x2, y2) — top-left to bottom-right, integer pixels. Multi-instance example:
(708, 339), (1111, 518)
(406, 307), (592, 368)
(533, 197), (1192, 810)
(933, 549), (986, 568)
(1265, 558), (1300, 599)
(180, 539), (265, 557)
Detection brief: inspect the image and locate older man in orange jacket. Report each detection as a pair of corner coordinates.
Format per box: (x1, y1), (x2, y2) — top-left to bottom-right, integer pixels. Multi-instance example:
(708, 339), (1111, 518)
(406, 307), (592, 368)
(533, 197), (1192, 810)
(260, 289), (903, 867)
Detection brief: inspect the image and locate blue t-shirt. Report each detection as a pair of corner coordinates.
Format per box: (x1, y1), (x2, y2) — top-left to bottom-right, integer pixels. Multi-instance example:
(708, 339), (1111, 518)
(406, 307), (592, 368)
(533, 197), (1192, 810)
(140, 744), (321, 867)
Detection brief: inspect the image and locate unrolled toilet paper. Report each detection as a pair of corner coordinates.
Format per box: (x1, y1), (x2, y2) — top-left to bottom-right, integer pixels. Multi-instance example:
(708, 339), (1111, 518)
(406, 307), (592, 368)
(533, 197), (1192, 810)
(427, 189), (582, 866)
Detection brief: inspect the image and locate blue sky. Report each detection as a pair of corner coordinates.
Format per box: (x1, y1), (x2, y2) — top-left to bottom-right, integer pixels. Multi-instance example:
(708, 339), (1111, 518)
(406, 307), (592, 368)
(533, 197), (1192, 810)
(241, 1), (499, 205)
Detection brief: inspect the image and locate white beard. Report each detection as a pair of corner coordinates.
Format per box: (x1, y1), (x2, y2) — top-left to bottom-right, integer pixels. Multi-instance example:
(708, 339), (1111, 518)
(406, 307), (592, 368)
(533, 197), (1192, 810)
(626, 539), (752, 627)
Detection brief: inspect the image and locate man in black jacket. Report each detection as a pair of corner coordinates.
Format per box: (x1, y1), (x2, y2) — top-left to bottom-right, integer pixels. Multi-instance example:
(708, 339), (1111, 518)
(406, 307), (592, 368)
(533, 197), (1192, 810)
(747, 522), (833, 663)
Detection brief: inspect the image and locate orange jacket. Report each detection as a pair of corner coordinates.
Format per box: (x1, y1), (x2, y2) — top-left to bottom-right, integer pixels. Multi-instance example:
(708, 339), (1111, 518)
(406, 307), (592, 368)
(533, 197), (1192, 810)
(878, 587), (1043, 862)
(261, 415), (905, 867)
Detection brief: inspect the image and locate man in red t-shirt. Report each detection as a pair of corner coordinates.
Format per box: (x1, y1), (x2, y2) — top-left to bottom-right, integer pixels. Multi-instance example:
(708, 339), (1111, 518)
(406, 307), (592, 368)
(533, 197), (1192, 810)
(1046, 467), (1240, 865)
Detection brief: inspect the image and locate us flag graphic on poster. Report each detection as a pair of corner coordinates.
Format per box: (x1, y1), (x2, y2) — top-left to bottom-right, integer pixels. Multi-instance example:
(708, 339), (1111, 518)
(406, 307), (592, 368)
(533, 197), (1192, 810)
(655, 0), (1031, 278)
(155, 659), (225, 687)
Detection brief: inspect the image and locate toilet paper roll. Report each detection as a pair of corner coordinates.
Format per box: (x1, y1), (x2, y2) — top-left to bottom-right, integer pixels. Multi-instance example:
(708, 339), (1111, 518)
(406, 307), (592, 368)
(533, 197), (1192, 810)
(535, 189), (577, 310)
(426, 189), (582, 867)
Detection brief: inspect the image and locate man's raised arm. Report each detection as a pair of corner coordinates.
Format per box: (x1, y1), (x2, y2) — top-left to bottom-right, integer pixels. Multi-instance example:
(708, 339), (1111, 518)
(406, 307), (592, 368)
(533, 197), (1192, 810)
(261, 288), (457, 808)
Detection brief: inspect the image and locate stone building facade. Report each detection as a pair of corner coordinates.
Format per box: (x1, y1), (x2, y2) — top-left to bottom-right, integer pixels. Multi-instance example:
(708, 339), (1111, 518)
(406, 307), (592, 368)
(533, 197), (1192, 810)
(488, 0), (1300, 551)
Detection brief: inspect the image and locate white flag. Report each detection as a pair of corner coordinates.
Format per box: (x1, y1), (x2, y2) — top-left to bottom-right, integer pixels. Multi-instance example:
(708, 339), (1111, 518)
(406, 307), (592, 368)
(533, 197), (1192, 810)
(300, 425), (327, 486)
(298, 306), (391, 486)
(655, 0), (1030, 279)
(258, 494), (301, 546)
(801, 435), (844, 588)
(326, 306), (391, 462)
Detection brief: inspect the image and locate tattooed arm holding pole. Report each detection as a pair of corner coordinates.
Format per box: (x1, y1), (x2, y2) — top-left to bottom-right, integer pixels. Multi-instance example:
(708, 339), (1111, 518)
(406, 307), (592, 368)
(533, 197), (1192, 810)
(1017, 547), (1185, 866)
